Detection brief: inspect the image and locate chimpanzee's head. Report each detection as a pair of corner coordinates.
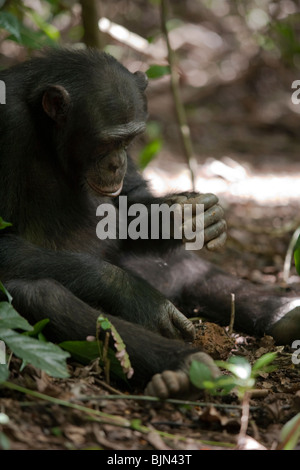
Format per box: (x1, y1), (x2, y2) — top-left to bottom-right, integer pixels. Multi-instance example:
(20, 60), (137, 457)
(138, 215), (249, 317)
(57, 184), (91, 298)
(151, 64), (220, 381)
(39, 49), (148, 197)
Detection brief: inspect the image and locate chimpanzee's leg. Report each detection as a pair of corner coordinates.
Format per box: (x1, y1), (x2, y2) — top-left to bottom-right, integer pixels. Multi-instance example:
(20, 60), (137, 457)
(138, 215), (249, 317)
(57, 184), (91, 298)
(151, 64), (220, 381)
(3, 278), (217, 397)
(119, 250), (300, 344)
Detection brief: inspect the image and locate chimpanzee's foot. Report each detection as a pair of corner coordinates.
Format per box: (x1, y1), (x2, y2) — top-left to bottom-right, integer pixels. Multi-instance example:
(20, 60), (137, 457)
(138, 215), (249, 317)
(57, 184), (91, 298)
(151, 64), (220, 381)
(267, 299), (300, 344)
(144, 351), (219, 399)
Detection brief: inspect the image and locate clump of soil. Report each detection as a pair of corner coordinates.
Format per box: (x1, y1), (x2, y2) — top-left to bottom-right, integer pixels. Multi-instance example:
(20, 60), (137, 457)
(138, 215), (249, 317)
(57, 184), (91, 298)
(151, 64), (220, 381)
(193, 321), (235, 359)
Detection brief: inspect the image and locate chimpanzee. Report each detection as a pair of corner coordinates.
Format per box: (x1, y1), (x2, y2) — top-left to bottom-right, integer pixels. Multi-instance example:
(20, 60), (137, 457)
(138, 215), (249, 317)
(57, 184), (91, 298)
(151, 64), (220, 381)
(0, 49), (299, 398)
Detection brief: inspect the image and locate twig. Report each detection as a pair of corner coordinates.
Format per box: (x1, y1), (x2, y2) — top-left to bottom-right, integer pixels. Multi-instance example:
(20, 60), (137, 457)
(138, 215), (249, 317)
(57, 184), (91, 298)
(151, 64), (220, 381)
(103, 331), (111, 384)
(277, 415), (300, 450)
(1, 381), (234, 448)
(237, 390), (251, 447)
(160, 0), (197, 190)
(2, 381), (130, 427)
(228, 293), (235, 334)
(74, 393), (259, 410)
(283, 225), (300, 283)
(80, 0), (103, 49)
(94, 377), (122, 395)
(146, 425), (172, 450)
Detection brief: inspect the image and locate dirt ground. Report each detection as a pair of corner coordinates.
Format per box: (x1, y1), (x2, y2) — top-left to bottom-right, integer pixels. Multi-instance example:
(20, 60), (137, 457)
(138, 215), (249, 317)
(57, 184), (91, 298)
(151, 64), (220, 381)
(1, 306), (299, 450)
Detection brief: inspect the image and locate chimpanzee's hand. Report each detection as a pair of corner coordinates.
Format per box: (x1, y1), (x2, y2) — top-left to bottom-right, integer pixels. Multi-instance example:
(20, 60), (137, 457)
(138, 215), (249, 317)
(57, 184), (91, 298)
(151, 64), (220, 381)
(119, 272), (195, 341)
(155, 300), (195, 341)
(165, 192), (227, 251)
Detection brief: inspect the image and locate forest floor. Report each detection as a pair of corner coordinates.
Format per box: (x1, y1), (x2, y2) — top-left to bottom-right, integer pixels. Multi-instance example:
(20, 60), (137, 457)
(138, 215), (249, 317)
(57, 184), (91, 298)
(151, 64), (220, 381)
(2, 303), (300, 451)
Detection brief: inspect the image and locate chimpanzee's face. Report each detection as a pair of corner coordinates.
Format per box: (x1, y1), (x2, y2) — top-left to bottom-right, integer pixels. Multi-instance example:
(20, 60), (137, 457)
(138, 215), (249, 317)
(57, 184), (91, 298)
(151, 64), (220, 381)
(81, 70), (148, 197)
(42, 60), (148, 197)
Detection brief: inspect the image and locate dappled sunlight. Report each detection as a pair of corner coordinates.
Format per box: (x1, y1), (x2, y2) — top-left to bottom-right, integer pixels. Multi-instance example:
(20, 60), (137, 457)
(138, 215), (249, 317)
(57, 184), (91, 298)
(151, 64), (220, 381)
(144, 157), (300, 206)
(99, 17), (151, 54)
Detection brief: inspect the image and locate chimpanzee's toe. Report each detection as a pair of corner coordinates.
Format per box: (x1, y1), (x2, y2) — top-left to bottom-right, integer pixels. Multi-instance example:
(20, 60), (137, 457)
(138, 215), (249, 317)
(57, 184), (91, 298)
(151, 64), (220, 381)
(144, 351), (219, 399)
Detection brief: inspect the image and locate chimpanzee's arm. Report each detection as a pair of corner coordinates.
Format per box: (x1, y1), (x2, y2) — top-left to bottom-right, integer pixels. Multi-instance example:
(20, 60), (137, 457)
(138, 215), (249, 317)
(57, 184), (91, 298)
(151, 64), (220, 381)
(119, 156), (227, 251)
(0, 234), (194, 340)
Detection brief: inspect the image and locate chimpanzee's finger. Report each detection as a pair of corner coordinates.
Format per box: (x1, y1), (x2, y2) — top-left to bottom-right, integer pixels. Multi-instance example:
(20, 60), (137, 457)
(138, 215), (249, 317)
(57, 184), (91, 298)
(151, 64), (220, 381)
(170, 307), (195, 341)
(158, 304), (195, 340)
(204, 204), (225, 228)
(204, 219), (227, 244)
(206, 231), (227, 251)
(185, 193), (218, 214)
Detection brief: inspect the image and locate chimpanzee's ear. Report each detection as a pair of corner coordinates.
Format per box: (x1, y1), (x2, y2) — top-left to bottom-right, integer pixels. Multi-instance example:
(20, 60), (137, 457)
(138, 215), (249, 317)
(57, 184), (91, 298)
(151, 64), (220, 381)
(134, 71), (148, 91)
(42, 85), (70, 123)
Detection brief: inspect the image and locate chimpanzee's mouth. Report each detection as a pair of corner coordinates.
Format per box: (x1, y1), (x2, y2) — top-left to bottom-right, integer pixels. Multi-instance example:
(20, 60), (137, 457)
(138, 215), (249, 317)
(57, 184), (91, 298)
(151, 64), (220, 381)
(87, 179), (123, 197)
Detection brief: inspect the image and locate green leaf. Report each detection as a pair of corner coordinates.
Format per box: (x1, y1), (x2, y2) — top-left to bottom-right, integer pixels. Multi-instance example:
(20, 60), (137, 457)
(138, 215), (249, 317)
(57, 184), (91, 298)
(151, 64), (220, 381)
(97, 315), (133, 379)
(139, 139), (162, 169)
(189, 360), (214, 389)
(294, 234), (300, 251)
(216, 356), (252, 380)
(275, 22), (295, 42)
(190, 361), (237, 395)
(294, 251), (300, 275)
(294, 235), (300, 275)
(0, 12), (21, 42)
(146, 65), (170, 79)
(280, 413), (300, 450)
(28, 11), (60, 41)
(0, 431), (10, 450)
(0, 329), (70, 378)
(212, 375), (237, 394)
(0, 217), (12, 231)
(8, 25), (57, 49)
(23, 318), (49, 337)
(59, 340), (100, 364)
(60, 340), (129, 382)
(0, 302), (32, 331)
(97, 316), (112, 331)
(252, 352), (277, 373)
(0, 364), (9, 383)
(0, 282), (12, 304)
